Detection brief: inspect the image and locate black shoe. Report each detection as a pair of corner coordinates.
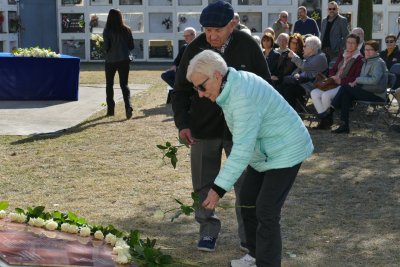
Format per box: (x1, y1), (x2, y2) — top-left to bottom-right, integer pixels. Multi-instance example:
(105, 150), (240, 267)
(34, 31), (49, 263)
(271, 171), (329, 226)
(332, 124), (350, 134)
(107, 111), (114, 116)
(126, 107), (133, 119)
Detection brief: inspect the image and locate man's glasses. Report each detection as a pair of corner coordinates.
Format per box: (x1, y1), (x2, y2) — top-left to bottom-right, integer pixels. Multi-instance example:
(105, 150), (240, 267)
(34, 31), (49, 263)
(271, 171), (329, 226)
(193, 78), (209, 92)
(386, 40), (396, 44)
(328, 8), (336, 11)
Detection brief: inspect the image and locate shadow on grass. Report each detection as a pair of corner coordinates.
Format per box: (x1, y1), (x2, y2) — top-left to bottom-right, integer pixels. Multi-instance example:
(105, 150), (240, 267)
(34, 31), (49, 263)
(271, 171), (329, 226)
(10, 115), (127, 145)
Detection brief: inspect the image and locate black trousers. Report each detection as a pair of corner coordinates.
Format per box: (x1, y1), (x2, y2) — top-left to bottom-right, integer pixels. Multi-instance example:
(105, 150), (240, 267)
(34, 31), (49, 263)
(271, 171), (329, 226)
(105, 60), (132, 112)
(240, 164), (302, 267)
(331, 84), (384, 125)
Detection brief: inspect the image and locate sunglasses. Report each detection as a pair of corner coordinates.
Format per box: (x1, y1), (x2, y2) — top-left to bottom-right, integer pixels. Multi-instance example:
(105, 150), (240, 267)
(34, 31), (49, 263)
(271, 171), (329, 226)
(193, 78), (209, 92)
(386, 40), (396, 44)
(328, 8), (337, 11)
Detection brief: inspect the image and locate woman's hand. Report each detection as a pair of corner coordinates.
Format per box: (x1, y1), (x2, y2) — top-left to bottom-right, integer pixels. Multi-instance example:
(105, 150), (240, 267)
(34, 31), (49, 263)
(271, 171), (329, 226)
(349, 81), (357, 87)
(332, 75), (341, 84)
(202, 189), (220, 210)
(288, 49), (295, 58)
(271, 75), (279, 81)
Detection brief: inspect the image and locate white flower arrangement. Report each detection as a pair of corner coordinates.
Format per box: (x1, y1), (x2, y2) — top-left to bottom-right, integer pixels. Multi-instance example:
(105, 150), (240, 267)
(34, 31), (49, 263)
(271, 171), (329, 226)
(0, 210), (6, 219)
(0, 202), (173, 266)
(12, 47), (61, 58)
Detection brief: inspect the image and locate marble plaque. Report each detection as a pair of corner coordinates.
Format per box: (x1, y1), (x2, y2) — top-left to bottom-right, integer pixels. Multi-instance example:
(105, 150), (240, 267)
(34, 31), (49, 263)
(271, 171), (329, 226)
(0, 220), (137, 267)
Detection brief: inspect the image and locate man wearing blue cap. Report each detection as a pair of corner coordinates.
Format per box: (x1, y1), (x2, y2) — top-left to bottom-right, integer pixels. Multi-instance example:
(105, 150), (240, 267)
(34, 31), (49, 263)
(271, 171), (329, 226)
(172, 0), (271, 255)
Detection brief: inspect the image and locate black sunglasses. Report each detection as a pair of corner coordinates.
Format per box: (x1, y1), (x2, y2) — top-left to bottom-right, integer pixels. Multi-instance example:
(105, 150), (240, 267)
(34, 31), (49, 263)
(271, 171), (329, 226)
(193, 78), (209, 92)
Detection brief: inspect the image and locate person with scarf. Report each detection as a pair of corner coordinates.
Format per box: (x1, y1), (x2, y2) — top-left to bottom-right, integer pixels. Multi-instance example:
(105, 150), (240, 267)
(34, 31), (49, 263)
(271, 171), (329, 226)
(311, 33), (363, 129)
(322, 40), (388, 134)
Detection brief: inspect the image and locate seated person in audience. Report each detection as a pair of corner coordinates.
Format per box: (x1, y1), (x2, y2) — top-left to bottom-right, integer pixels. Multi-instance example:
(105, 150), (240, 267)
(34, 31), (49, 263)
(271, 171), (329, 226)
(232, 13), (249, 30)
(351, 27), (365, 56)
(311, 33), (363, 129)
(261, 33), (280, 81)
(289, 33), (305, 59)
(322, 40), (388, 134)
(161, 27), (196, 103)
(271, 33), (296, 85)
(263, 27), (279, 48)
(277, 36), (328, 109)
(380, 34), (400, 88)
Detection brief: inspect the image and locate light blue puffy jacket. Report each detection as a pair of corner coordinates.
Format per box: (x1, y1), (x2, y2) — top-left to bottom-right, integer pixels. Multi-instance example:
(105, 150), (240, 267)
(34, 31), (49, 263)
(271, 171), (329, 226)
(214, 68), (314, 192)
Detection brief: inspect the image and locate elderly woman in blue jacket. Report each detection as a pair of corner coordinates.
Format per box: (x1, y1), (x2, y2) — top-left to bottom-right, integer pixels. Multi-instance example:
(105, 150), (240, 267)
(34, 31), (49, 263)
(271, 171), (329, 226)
(186, 50), (313, 267)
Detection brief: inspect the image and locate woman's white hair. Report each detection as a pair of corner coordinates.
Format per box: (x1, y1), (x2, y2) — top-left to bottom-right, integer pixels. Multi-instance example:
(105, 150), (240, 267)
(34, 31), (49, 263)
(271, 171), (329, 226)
(186, 50), (228, 82)
(304, 35), (321, 53)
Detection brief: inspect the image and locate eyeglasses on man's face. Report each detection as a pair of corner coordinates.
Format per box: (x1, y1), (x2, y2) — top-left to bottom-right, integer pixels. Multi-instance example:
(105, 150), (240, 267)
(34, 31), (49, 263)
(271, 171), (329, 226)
(386, 39), (396, 44)
(193, 78), (209, 92)
(328, 8), (337, 11)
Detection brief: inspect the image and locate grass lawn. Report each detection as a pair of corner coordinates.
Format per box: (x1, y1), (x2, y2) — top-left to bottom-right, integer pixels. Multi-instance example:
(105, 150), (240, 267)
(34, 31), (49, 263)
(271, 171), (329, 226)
(0, 63), (399, 267)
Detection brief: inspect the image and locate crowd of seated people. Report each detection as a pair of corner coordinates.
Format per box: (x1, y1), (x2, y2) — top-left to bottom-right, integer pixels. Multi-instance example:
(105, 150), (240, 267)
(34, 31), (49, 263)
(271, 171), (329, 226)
(162, 1), (399, 133)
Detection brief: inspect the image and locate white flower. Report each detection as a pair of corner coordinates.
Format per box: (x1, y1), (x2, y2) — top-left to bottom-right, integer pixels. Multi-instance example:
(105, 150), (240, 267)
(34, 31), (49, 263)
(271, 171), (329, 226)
(115, 254), (130, 264)
(0, 210), (7, 219)
(33, 217), (45, 227)
(94, 230), (104, 240)
(28, 218), (35, 226)
(9, 212), (26, 223)
(79, 226), (91, 237)
(153, 210), (165, 220)
(61, 222), (71, 232)
(68, 224), (79, 234)
(105, 233), (117, 246)
(115, 238), (128, 248)
(45, 220), (58, 231)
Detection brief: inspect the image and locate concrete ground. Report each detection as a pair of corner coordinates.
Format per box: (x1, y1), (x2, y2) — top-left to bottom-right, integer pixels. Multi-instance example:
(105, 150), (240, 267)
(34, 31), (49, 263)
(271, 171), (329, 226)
(0, 84), (150, 136)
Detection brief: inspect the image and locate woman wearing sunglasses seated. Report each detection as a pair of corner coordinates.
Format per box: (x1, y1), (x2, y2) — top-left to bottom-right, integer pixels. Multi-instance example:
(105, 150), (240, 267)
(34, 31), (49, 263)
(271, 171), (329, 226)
(380, 34), (400, 88)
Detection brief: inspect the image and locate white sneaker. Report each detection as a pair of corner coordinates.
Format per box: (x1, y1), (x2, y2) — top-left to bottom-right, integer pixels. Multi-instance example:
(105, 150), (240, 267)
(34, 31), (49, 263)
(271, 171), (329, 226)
(231, 254), (256, 267)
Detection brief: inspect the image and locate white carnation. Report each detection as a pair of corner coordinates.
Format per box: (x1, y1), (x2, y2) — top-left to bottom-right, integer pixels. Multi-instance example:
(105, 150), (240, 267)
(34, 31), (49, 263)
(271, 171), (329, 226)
(0, 210), (7, 219)
(33, 217), (45, 227)
(68, 224), (79, 234)
(79, 226), (91, 237)
(115, 254), (129, 264)
(105, 233), (117, 246)
(45, 220), (58, 231)
(94, 230), (104, 240)
(61, 223), (71, 232)
(9, 213), (26, 223)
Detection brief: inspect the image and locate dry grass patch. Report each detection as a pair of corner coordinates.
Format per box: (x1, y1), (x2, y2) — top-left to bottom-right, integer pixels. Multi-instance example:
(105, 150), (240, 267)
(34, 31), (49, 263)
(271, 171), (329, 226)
(1, 63), (400, 266)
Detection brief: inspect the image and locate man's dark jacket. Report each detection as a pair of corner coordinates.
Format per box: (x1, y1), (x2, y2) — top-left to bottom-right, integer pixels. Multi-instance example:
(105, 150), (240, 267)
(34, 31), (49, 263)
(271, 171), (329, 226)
(172, 30), (271, 140)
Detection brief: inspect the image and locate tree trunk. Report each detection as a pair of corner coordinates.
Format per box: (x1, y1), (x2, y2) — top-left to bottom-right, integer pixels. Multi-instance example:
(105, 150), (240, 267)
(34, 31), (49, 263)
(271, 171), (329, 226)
(358, 0), (373, 41)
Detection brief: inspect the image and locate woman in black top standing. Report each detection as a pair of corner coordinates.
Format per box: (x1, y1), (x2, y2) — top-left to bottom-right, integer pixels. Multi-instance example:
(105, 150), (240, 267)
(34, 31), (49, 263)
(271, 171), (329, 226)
(103, 9), (134, 119)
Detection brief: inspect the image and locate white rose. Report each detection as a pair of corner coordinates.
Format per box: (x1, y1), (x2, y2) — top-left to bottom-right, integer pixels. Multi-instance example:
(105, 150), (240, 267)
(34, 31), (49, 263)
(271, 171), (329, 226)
(94, 230), (104, 240)
(28, 218), (35, 226)
(115, 254), (129, 264)
(68, 224), (79, 234)
(153, 210), (165, 220)
(105, 233), (117, 246)
(45, 220), (58, 231)
(61, 223), (70, 232)
(0, 210), (7, 219)
(115, 238), (128, 247)
(33, 218), (45, 227)
(79, 226), (91, 237)
(19, 214), (27, 223)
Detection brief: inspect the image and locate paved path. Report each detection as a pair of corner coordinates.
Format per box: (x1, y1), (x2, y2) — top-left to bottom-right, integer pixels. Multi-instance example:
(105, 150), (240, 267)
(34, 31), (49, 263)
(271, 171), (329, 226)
(0, 84), (150, 136)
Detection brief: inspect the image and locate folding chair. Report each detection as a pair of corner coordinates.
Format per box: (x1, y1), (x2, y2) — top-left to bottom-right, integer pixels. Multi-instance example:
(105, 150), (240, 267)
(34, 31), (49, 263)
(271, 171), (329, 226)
(296, 81), (319, 127)
(353, 72), (397, 130)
